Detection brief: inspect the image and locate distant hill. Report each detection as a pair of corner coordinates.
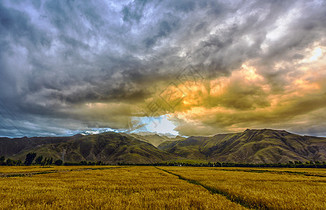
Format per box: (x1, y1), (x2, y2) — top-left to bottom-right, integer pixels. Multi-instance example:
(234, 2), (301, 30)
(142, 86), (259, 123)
(1, 129), (326, 164)
(128, 133), (185, 147)
(158, 129), (326, 163)
(0, 132), (174, 164)
(0, 136), (73, 157)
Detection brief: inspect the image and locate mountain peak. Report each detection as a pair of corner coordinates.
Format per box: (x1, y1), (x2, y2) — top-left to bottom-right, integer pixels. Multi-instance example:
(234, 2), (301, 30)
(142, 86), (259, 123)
(159, 129), (326, 163)
(1, 129), (326, 164)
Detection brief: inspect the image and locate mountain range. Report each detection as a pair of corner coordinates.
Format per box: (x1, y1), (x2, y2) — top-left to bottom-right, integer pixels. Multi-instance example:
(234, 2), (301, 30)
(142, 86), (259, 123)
(1, 129), (326, 164)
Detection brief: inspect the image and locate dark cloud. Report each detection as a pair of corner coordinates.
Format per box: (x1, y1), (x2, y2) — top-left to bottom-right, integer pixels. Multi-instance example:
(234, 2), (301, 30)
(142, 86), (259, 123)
(0, 0), (326, 137)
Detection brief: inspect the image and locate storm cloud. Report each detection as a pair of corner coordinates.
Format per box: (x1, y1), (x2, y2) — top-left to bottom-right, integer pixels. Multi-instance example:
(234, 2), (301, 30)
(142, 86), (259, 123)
(0, 0), (326, 137)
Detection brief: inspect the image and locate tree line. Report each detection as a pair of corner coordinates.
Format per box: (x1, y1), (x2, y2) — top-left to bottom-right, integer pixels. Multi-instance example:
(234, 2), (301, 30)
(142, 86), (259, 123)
(118, 161), (326, 168)
(1, 154), (326, 168)
(0, 153), (63, 166)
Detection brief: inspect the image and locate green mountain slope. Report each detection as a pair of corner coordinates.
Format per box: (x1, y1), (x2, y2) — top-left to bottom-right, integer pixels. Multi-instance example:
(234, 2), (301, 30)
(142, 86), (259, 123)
(128, 133), (185, 147)
(1, 132), (174, 164)
(1, 129), (326, 164)
(0, 136), (73, 157)
(158, 129), (326, 163)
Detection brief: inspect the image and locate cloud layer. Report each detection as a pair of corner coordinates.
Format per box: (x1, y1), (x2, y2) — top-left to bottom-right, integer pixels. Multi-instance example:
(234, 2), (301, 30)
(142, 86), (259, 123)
(0, 0), (326, 137)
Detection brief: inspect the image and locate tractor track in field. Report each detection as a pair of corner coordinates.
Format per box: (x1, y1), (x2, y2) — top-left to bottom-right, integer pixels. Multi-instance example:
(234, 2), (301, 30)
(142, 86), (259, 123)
(155, 167), (267, 209)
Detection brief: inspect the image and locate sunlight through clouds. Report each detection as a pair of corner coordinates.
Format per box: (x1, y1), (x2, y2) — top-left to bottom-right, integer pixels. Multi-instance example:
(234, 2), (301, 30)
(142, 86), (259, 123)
(0, 0), (326, 137)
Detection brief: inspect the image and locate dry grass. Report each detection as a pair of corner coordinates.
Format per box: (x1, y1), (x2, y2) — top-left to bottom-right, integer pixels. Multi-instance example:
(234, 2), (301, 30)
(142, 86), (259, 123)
(0, 166), (243, 209)
(2, 165), (325, 209)
(0, 165), (116, 173)
(160, 167), (326, 209)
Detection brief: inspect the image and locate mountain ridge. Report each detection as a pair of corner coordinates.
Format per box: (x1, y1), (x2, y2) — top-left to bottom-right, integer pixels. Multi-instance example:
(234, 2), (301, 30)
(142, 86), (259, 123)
(158, 129), (326, 163)
(1, 129), (326, 164)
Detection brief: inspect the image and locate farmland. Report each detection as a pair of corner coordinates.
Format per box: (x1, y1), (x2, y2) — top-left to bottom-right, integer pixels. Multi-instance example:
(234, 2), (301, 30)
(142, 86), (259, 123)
(0, 166), (325, 209)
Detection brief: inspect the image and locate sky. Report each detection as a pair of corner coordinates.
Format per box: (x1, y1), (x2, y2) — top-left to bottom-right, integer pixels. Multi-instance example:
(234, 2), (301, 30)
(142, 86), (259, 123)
(0, 0), (326, 137)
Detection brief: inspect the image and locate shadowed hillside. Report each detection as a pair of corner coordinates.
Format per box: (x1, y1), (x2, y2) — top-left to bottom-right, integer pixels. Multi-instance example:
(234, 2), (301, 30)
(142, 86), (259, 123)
(158, 129), (326, 163)
(1, 129), (326, 164)
(128, 133), (185, 147)
(0, 136), (73, 157)
(0, 133), (174, 164)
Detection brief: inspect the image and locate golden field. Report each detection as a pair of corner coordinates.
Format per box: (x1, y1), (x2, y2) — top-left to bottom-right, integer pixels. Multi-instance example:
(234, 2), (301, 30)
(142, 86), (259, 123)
(0, 166), (325, 209)
(159, 167), (326, 209)
(0, 166), (243, 209)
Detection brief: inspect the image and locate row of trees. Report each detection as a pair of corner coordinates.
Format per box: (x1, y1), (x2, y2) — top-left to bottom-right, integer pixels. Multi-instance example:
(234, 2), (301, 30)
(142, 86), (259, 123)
(63, 161), (104, 166)
(0, 153), (63, 166)
(118, 161), (326, 168)
(0, 153), (103, 166)
(0, 156), (22, 166)
(2, 155), (326, 168)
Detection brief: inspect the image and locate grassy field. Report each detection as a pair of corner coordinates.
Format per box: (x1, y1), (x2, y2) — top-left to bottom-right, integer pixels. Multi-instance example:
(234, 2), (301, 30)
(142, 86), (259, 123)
(0, 166), (325, 209)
